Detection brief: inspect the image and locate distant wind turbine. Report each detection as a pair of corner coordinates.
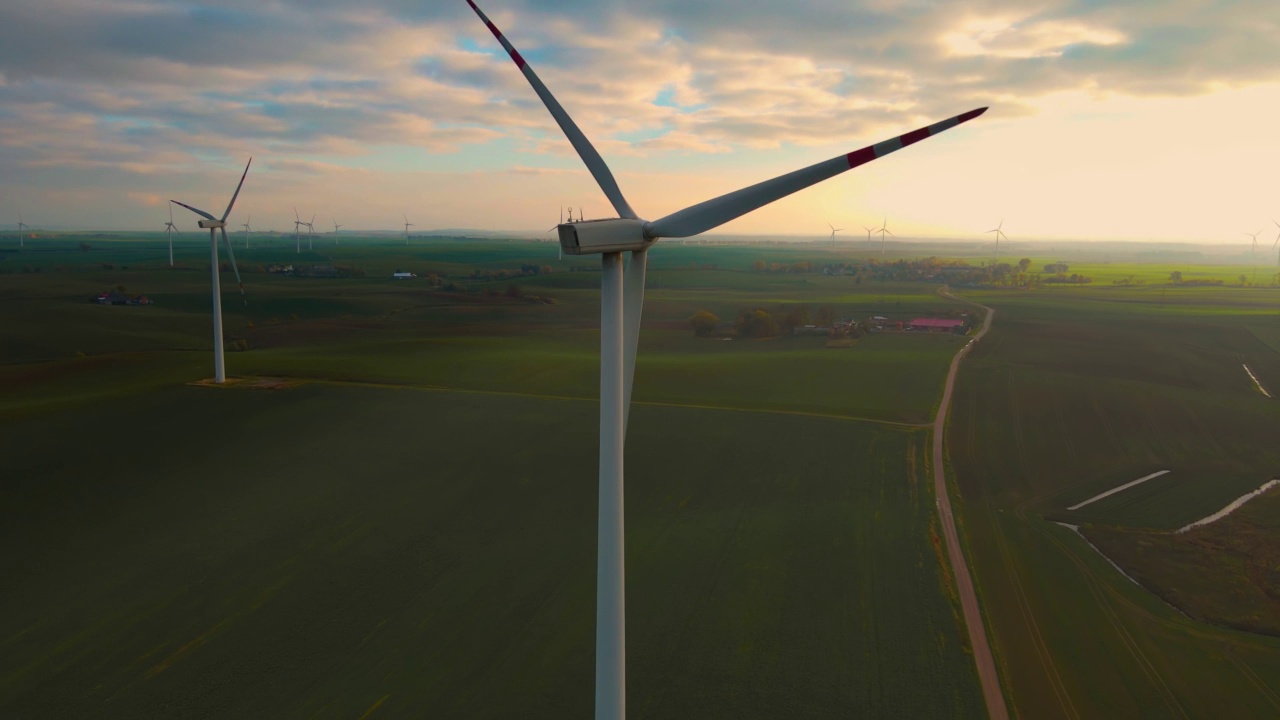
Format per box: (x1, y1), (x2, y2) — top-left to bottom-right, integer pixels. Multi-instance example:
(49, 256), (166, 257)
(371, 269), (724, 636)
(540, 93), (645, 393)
(878, 218), (893, 256)
(305, 214), (316, 250)
(827, 222), (844, 247)
(986, 219), (1008, 263)
(170, 158), (252, 385)
(404, 215), (413, 245)
(863, 224), (876, 243)
(241, 214), (252, 249)
(333, 220), (342, 245)
(468, 2), (986, 718)
(164, 206), (180, 266)
(293, 207), (304, 254)
(16, 213), (28, 249)
(549, 206), (564, 260)
(1273, 219), (1280, 268)
(1246, 230), (1262, 284)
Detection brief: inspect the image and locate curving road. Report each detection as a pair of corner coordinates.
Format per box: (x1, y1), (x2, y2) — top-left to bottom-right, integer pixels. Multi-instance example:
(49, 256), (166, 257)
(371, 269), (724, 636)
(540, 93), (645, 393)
(933, 288), (1008, 720)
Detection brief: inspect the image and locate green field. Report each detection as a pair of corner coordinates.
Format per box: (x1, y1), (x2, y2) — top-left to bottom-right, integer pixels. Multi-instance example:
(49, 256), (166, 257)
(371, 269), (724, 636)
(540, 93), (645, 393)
(948, 284), (1280, 718)
(1, 237), (984, 717)
(8, 234), (1280, 718)
(1086, 488), (1280, 637)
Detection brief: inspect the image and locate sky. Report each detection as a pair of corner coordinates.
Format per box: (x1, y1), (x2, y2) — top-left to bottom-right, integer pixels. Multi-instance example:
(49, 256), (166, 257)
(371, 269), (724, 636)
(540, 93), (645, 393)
(1, 0), (1279, 243)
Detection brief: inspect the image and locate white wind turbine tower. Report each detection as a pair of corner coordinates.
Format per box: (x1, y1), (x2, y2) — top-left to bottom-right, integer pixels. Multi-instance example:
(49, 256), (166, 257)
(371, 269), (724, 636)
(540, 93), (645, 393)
(549, 206), (565, 260)
(827, 222), (844, 247)
(242, 214), (252, 249)
(878, 217), (893, 256)
(293, 207), (305, 254)
(863, 224), (876, 243)
(404, 215), (413, 245)
(1246, 230), (1262, 284)
(1272, 220), (1280, 270)
(16, 213), (28, 248)
(304, 214), (316, 251)
(467, 2), (987, 718)
(333, 220), (342, 245)
(170, 158), (252, 385)
(164, 206), (180, 266)
(986, 219), (1008, 263)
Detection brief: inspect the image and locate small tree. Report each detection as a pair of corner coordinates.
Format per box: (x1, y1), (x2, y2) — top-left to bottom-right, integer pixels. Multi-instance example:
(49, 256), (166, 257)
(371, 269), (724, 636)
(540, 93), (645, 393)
(1170, 270), (1183, 283)
(1017, 258), (1031, 273)
(79, 242), (91, 253)
(689, 310), (720, 337)
(1239, 274), (1248, 286)
(735, 308), (778, 338)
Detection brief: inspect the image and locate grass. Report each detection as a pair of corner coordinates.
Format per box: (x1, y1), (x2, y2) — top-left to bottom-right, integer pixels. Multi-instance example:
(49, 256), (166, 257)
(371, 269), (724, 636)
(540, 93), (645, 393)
(0, 237), (986, 717)
(0, 383), (982, 718)
(1084, 487), (1280, 638)
(947, 286), (1280, 719)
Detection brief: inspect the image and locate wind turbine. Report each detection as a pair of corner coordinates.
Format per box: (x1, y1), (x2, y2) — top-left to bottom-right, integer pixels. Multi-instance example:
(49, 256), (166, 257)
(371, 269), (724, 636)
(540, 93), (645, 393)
(1273, 219), (1280, 268)
(468, 2), (987, 718)
(293, 207), (304, 254)
(170, 158), (251, 385)
(878, 218), (893, 256)
(333, 220), (342, 245)
(986, 219), (1008, 263)
(1246, 230), (1261, 283)
(241, 214), (252, 249)
(549, 206), (565, 260)
(827, 222), (844, 247)
(16, 213), (27, 248)
(306, 214), (316, 250)
(404, 215), (413, 245)
(164, 206), (180, 266)
(863, 224), (876, 243)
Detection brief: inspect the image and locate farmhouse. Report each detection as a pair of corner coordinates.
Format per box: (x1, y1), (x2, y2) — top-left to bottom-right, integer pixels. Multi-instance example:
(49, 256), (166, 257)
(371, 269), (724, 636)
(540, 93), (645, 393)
(392, 272), (416, 279)
(909, 317), (965, 333)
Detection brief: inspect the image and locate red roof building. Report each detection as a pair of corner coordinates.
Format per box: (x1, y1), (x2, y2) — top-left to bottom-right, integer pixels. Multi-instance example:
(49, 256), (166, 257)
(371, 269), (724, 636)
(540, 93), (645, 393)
(910, 317), (965, 332)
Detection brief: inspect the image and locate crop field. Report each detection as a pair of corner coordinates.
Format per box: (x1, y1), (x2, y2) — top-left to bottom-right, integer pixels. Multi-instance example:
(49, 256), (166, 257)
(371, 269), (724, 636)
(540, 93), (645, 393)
(1086, 488), (1280, 637)
(948, 284), (1280, 718)
(1, 237), (983, 717)
(0, 373), (982, 718)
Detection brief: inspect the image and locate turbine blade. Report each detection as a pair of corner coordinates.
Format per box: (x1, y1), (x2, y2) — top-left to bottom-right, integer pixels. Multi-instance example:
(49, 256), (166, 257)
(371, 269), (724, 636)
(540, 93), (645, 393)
(639, 107), (986, 238)
(220, 158), (252, 222)
(171, 200), (217, 222)
(220, 227), (247, 307)
(467, 0), (637, 220)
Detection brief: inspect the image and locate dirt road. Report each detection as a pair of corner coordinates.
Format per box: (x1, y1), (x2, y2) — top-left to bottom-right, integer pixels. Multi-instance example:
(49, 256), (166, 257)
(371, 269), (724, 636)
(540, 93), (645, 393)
(933, 289), (1009, 720)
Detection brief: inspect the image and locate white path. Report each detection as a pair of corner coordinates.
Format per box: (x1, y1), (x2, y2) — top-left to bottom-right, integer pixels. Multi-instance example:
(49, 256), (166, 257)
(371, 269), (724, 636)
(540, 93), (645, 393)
(1067, 470), (1170, 511)
(1177, 479), (1279, 533)
(1243, 364), (1271, 398)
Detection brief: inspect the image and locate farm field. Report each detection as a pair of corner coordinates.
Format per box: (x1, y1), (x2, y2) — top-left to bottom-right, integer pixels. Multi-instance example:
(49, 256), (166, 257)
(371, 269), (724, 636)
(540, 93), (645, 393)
(1, 237), (983, 717)
(1085, 487), (1280, 637)
(0, 376), (982, 718)
(948, 284), (1280, 718)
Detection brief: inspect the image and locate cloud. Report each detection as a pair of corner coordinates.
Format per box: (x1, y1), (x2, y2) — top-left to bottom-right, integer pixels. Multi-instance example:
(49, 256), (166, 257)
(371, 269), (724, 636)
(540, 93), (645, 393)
(0, 0), (1277, 230)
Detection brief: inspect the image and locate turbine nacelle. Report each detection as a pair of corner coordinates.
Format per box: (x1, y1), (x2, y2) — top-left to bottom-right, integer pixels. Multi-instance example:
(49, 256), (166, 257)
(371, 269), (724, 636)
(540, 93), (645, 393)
(557, 218), (654, 255)
(198, 219), (227, 229)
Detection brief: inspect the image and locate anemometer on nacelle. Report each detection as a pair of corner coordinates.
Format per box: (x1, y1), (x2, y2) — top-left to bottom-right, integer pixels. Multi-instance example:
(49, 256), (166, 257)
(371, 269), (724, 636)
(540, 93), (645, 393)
(556, 218), (654, 255)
